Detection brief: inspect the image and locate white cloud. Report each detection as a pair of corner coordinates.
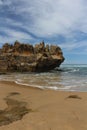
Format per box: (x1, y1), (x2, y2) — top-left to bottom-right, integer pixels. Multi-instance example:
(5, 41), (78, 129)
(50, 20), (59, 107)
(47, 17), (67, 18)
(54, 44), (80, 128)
(4, 29), (32, 39)
(0, 36), (15, 45)
(0, 0), (87, 42)
(9, 0), (86, 37)
(0, 0), (12, 6)
(0, 1), (2, 5)
(58, 40), (87, 54)
(0, 27), (33, 45)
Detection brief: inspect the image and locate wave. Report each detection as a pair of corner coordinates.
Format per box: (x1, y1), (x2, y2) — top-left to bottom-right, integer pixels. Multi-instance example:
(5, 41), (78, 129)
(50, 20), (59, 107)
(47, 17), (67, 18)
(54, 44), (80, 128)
(15, 80), (44, 89)
(15, 80), (79, 91)
(54, 66), (80, 73)
(64, 68), (79, 73)
(0, 65), (87, 92)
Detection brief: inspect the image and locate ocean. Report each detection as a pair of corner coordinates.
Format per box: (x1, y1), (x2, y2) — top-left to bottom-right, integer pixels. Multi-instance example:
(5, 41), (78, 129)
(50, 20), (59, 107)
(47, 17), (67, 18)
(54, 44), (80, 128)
(0, 64), (87, 92)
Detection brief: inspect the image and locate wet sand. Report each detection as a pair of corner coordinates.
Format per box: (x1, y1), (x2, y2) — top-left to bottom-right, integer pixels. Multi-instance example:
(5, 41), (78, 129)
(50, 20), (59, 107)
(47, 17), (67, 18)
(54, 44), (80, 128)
(0, 81), (87, 130)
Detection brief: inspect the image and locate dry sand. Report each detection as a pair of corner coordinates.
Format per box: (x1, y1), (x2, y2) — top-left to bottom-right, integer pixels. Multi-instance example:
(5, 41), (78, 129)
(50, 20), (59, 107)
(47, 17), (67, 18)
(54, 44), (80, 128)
(0, 81), (87, 130)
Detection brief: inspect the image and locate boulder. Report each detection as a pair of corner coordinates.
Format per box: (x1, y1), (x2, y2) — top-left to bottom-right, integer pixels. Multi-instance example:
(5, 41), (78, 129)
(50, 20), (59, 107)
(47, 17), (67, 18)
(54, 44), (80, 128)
(0, 41), (65, 72)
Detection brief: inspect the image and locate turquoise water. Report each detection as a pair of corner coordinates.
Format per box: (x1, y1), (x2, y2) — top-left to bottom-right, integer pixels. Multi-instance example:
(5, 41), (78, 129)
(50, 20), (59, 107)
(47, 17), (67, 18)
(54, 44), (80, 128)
(0, 64), (87, 92)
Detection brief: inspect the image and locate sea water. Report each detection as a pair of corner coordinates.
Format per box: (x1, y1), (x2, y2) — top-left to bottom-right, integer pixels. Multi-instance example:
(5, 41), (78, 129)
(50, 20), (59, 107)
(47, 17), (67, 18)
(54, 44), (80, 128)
(0, 64), (87, 92)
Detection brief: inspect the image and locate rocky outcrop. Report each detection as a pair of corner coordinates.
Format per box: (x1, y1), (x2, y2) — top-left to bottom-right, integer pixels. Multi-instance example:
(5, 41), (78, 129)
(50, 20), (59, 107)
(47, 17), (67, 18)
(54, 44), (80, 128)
(0, 41), (65, 72)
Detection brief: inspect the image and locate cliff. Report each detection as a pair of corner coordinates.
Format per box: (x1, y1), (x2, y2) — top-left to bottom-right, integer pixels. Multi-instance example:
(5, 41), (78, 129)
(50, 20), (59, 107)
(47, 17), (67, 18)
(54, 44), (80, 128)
(0, 41), (65, 72)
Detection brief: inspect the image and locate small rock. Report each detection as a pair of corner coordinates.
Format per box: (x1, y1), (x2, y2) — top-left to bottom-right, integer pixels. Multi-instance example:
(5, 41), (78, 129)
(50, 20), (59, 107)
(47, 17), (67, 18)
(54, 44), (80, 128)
(67, 95), (82, 99)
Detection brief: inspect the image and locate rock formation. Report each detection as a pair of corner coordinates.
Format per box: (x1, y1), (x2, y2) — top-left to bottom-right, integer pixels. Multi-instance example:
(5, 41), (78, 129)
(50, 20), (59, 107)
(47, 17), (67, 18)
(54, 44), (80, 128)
(0, 41), (65, 72)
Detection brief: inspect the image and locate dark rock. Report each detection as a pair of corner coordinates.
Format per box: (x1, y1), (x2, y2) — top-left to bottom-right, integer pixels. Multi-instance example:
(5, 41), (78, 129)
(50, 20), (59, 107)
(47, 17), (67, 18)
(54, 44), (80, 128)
(13, 41), (34, 55)
(66, 95), (82, 99)
(50, 45), (62, 55)
(0, 41), (65, 72)
(45, 44), (49, 52)
(2, 43), (12, 53)
(34, 41), (45, 53)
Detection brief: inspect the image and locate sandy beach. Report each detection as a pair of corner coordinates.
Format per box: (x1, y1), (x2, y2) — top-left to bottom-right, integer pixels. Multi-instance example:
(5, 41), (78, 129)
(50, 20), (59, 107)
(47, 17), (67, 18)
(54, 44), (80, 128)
(0, 81), (87, 130)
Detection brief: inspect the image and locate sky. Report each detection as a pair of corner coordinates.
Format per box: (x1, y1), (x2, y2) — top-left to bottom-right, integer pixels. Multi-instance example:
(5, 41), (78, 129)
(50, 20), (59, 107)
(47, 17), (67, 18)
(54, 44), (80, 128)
(0, 0), (87, 64)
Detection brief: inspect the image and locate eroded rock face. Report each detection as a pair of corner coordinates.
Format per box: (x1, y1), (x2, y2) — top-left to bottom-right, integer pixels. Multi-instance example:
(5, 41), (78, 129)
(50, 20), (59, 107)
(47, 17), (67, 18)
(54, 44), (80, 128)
(0, 41), (65, 72)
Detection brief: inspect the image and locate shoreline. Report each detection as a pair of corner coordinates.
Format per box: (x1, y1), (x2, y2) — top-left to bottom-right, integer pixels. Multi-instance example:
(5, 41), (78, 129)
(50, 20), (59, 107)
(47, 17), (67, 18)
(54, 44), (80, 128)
(0, 81), (87, 130)
(1, 80), (87, 92)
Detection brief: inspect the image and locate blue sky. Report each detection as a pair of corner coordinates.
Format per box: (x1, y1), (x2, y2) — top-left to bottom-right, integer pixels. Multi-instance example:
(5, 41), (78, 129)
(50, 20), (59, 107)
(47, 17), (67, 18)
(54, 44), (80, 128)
(0, 0), (87, 64)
